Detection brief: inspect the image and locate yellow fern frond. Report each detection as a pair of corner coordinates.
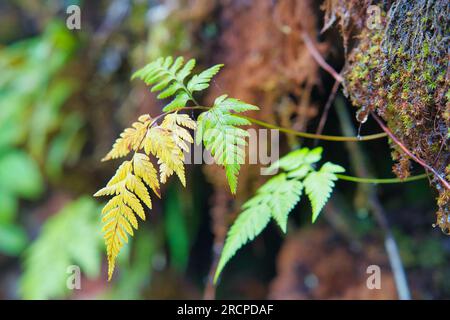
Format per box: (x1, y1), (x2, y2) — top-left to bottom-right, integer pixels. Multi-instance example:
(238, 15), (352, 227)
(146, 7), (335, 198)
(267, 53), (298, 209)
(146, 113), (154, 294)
(96, 112), (195, 280)
(102, 115), (152, 161)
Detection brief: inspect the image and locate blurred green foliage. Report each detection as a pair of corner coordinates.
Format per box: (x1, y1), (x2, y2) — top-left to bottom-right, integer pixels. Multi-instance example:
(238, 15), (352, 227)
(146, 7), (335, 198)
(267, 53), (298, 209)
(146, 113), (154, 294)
(108, 231), (155, 299)
(0, 21), (85, 258)
(20, 197), (103, 299)
(0, 21), (82, 177)
(165, 185), (190, 272)
(0, 149), (43, 255)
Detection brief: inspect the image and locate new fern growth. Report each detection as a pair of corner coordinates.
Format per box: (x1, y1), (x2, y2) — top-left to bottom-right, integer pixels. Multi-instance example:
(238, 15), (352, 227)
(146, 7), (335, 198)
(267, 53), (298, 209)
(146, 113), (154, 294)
(95, 56), (257, 279)
(213, 147), (345, 282)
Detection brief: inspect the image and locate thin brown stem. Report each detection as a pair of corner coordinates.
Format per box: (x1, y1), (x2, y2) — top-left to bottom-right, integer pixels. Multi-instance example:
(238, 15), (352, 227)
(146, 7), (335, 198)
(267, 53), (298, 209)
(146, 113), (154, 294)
(371, 112), (450, 190)
(314, 79), (341, 146)
(301, 31), (344, 83)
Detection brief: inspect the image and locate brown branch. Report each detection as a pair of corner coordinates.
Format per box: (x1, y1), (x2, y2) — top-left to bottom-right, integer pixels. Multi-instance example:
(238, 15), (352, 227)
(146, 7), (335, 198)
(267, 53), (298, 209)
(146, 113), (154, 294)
(301, 31), (344, 83)
(314, 79), (341, 146)
(371, 112), (450, 190)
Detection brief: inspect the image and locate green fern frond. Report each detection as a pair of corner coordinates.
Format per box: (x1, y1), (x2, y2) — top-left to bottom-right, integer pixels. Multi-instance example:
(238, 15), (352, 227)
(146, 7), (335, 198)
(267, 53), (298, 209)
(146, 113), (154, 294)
(214, 173), (303, 282)
(196, 95), (259, 193)
(214, 147), (344, 282)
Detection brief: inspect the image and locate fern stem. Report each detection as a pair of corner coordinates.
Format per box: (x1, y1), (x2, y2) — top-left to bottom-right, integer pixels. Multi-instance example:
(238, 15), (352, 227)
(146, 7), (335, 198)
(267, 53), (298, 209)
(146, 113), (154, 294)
(168, 107), (387, 142)
(237, 115), (388, 142)
(336, 173), (428, 184)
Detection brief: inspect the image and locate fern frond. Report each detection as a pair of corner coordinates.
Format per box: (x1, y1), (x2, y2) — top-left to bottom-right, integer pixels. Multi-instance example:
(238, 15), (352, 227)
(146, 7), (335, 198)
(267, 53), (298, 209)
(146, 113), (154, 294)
(215, 147), (343, 282)
(304, 161), (345, 223)
(96, 110), (196, 279)
(196, 95), (259, 193)
(132, 56), (195, 112)
(214, 205), (272, 283)
(267, 147), (322, 172)
(102, 115), (152, 161)
(133, 153), (160, 197)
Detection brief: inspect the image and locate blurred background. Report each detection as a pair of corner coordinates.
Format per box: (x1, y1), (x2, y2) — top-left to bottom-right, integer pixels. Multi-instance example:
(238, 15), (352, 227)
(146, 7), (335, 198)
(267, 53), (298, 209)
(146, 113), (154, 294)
(0, 0), (448, 299)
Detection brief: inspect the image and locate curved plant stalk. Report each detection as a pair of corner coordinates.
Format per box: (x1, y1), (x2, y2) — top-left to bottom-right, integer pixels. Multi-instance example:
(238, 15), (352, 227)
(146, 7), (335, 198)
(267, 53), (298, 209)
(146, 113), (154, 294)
(336, 173), (428, 184)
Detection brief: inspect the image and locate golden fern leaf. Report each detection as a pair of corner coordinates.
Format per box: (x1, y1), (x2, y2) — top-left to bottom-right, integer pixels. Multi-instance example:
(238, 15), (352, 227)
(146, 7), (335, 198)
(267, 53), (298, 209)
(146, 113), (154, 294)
(96, 112), (194, 280)
(161, 113), (197, 152)
(102, 114), (152, 161)
(142, 126), (187, 186)
(133, 153), (160, 197)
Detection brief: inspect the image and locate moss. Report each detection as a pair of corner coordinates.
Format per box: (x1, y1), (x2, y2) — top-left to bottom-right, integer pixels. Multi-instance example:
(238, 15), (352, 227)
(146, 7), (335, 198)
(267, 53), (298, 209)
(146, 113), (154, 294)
(343, 0), (450, 233)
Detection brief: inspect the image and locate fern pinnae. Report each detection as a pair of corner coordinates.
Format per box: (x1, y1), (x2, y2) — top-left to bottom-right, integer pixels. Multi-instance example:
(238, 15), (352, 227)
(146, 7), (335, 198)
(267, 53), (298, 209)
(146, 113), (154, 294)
(304, 161), (345, 222)
(214, 147), (344, 282)
(102, 115), (152, 161)
(187, 64), (224, 93)
(132, 56), (198, 112)
(94, 159), (151, 280)
(196, 95), (259, 194)
(214, 204), (272, 283)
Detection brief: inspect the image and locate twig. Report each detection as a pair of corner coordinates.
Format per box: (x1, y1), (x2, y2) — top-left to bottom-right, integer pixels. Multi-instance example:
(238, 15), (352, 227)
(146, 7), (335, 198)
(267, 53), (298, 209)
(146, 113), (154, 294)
(301, 31), (344, 83)
(369, 198), (411, 300)
(371, 112), (450, 190)
(314, 79), (341, 146)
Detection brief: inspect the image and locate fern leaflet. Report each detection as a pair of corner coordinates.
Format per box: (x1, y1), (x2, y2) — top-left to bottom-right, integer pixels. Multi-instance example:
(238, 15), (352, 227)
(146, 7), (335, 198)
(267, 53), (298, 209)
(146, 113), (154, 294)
(196, 95), (259, 193)
(304, 162), (345, 222)
(102, 115), (152, 161)
(132, 56), (223, 112)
